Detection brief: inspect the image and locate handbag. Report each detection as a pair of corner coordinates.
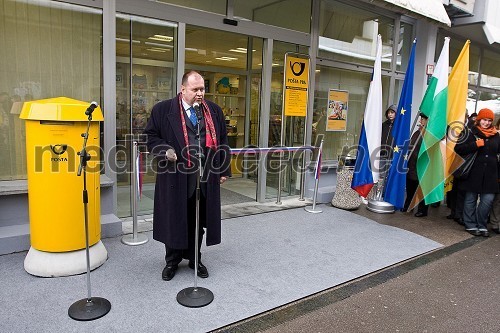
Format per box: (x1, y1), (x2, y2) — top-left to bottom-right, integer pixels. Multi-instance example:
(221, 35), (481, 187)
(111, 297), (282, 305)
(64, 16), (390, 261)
(453, 151), (477, 180)
(453, 131), (480, 180)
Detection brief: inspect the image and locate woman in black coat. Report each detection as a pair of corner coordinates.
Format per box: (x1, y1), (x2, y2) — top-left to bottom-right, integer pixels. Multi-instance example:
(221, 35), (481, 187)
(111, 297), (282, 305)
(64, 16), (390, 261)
(381, 104), (397, 160)
(454, 108), (500, 237)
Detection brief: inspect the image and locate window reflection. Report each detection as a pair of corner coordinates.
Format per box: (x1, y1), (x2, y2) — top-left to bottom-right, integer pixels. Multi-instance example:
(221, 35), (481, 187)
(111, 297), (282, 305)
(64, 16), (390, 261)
(313, 66), (390, 161)
(156, 0), (226, 15)
(481, 49), (500, 90)
(397, 22), (414, 72)
(318, 0), (394, 69)
(0, 0), (102, 181)
(234, 0), (311, 33)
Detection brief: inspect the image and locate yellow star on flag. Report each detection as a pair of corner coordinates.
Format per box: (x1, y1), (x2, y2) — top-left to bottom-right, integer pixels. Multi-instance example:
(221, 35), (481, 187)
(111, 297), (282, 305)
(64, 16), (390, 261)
(393, 146), (400, 153)
(400, 107), (406, 115)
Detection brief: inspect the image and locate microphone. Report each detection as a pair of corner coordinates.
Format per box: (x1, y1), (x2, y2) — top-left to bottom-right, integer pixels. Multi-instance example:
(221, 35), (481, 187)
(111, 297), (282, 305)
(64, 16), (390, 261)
(193, 102), (203, 121)
(85, 101), (98, 116)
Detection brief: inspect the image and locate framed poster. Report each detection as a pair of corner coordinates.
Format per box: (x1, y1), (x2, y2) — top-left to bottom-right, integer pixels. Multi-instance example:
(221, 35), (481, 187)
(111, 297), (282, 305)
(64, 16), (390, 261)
(326, 89), (348, 131)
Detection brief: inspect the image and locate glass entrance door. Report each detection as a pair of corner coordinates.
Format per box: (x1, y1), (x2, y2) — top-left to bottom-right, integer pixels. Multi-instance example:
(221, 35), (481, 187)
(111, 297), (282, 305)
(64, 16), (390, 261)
(265, 42), (309, 200)
(184, 26), (263, 205)
(116, 15), (177, 218)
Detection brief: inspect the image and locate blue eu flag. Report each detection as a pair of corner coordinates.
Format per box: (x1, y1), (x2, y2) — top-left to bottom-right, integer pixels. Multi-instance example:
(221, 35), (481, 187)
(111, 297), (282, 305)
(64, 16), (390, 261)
(383, 40), (417, 209)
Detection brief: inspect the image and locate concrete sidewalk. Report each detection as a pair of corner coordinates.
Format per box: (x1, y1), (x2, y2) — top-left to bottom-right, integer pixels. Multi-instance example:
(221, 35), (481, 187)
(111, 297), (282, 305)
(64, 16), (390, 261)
(214, 203), (500, 333)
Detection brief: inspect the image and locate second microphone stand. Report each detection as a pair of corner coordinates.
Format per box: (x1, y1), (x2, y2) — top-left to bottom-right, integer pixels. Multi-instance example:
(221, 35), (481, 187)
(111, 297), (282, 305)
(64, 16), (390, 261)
(177, 105), (214, 308)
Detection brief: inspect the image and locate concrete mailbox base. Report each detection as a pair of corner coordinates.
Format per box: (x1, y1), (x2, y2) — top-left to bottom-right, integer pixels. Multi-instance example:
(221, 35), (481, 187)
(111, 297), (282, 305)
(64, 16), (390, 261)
(24, 241), (108, 277)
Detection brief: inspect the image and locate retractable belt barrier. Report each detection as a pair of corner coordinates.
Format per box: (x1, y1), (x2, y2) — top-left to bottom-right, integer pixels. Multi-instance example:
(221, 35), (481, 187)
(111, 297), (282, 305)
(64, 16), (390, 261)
(135, 145), (320, 211)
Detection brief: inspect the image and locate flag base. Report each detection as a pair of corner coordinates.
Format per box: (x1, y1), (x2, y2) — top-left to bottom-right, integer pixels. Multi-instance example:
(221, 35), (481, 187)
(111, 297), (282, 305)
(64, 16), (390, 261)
(366, 199), (395, 214)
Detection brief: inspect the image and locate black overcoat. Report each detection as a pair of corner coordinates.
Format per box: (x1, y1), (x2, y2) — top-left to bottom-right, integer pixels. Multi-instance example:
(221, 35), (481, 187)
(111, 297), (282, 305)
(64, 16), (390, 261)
(144, 96), (231, 249)
(454, 126), (500, 194)
(380, 119), (394, 159)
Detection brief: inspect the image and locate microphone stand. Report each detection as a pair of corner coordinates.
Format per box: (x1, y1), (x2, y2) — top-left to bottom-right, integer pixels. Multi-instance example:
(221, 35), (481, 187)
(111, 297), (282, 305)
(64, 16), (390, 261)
(68, 106), (111, 321)
(177, 105), (214, 308)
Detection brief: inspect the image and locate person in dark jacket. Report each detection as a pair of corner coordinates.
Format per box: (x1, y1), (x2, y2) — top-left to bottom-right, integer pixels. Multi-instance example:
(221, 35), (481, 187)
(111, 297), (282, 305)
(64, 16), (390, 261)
(446, 114), (469, 225)
(466, 112), (477, 129)
(454, 108), (500, 237)
(402, 113), (429, 217)
(144, 71), (231, 281)
(381, 104), (397, 160)
(489, 118), (500, 234)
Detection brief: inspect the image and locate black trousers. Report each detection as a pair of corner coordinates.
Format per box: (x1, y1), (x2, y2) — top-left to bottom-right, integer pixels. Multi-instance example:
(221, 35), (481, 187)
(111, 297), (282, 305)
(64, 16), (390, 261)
(403, 177), (428, 214)
(446, 179), (465, 219)
(165, 191), (206, 266)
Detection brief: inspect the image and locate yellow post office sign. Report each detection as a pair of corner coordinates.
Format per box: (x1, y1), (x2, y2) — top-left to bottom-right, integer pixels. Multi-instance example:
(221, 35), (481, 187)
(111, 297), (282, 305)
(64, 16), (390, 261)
(284, 54), (309, 117)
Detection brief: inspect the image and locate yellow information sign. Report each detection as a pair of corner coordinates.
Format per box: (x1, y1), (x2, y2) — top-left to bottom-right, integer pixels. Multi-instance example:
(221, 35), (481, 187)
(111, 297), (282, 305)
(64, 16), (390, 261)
(284, 55), (309, 117)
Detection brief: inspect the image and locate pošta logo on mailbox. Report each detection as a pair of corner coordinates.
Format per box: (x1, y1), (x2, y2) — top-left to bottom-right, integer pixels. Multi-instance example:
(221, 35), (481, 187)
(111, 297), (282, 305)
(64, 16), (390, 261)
(50, 144), (69, 162)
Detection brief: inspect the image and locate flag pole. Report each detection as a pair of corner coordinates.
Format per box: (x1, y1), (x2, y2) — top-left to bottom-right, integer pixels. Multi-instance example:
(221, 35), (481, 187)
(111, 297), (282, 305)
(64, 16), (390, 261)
(371, 110), (422, 214)
(305, 138), (323, 214)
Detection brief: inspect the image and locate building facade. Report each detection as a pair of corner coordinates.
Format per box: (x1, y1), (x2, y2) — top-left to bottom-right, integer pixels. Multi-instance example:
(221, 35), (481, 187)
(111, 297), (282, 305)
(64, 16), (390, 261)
(1, 0), (499, 254)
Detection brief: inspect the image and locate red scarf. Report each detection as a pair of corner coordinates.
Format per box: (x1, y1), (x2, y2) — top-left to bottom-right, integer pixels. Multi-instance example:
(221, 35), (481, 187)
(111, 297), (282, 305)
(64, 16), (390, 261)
(476, 125), (497, 137)
(177, 93), (218, 166)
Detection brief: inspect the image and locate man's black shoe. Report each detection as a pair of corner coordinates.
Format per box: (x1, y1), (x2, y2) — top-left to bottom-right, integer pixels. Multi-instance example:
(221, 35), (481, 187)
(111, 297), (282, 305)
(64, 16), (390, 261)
(162, 265), (177, 281)
(414, 212), (427, 217)
(480, 230), (489, 237)
(188, 261), (209, 278)
(466, 229), (481, 236)
(446, 214), (455, 219)
(454, 217), (464, 225)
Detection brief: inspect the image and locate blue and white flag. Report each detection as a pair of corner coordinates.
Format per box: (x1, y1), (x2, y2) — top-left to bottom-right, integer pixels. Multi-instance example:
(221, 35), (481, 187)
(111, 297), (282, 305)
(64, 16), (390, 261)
(351, 35), (383, 198)
(383, 39), (417, 209)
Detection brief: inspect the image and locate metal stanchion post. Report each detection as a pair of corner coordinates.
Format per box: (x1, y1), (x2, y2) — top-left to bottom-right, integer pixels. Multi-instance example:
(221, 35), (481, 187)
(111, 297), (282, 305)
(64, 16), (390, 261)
(276, 147), (284, 205)
(298, 149), (307, 201)
(122, 141), (149, 245)
(305, 139), (323, 214)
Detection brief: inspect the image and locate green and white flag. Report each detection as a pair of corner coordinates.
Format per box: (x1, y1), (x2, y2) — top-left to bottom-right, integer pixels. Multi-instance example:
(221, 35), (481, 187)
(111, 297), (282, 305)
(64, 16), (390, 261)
(417, 37), (449, 204)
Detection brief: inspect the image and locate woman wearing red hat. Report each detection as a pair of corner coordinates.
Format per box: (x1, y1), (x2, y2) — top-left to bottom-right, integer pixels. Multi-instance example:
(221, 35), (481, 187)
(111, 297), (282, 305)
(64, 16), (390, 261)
(455, 108), (500, 237)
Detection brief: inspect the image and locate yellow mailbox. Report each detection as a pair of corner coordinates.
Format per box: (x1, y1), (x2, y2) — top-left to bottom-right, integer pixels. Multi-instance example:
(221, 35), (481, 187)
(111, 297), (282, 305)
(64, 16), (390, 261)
(20, 97), (103, 252)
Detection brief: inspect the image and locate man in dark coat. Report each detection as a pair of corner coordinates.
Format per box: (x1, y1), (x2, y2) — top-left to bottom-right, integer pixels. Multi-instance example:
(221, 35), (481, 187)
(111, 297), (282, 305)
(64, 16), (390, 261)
(144, 71), (231, 281)
(402, 113), (429, 217)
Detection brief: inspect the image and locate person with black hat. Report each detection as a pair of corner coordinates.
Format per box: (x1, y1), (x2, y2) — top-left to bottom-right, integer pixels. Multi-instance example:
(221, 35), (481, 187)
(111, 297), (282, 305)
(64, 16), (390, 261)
(402, 113), (429, 217)
(466, 112), (477, 129)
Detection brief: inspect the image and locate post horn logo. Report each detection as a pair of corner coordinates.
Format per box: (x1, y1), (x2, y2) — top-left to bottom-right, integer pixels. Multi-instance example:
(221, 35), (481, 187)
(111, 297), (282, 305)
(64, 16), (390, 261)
(50, 144), (68, 155)
(290, 61), (306, 76)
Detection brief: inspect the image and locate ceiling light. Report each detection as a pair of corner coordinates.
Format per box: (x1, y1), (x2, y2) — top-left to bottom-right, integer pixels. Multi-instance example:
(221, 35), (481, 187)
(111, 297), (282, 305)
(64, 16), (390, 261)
(117, 14), (178, 28)
(148, 34), (173, 42)
(215, 57), (238, 61)
(116, 38), (140, 44)
(147, 47), (169, 53)
(229, 47), (256, 53)
(229, 49), (247, 53)
(145, 41), (174, 48)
